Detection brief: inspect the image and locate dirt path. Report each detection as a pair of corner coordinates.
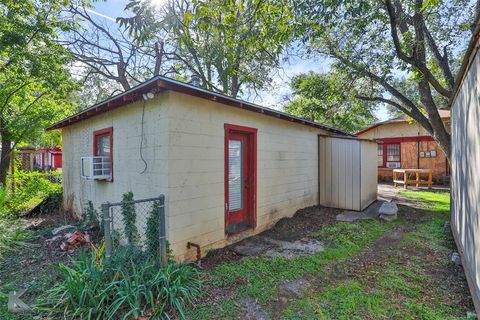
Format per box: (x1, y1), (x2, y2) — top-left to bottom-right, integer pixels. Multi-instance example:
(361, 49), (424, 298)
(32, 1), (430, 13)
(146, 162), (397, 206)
(192, 187), (473, 319)
(273, 204), (472, 318)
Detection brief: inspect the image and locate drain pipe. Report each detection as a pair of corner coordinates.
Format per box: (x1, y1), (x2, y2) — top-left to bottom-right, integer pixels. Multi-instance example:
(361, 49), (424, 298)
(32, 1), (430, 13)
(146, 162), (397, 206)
(187, 242), (201, 262)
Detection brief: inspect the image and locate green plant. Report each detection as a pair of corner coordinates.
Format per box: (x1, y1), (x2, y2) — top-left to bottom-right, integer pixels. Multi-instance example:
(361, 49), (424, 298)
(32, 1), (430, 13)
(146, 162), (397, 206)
(0, 219), (31, 259)
(83, 200), (100, 228)
(39, 249), (112, 318)
(121, 192), (139, 247)
(145, 200), (161, 259)
(5, 170), (62, 216)
(40, 247), (201, 319)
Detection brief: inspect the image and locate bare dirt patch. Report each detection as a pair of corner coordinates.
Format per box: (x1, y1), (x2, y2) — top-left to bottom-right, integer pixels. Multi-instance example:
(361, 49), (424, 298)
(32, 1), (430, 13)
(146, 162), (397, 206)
(242, 297), (270, 320)
(231, 236), (324, 259)
(261, 206), (340, 242)
(201, 205), (340, 270)
(270, 277), (312, 319)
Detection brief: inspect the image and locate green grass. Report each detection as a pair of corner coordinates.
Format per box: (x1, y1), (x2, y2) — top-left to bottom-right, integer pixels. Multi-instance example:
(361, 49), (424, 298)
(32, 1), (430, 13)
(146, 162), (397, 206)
(398, 190), (450, 214)
(1, 189), (468, 319)
(282, 280), (394, 320)
(191, 190), (469, 319)
(190, 220), (399, 318)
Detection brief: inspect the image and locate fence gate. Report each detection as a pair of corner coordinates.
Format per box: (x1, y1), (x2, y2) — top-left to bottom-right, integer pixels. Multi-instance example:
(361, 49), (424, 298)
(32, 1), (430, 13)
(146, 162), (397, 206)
(101, 195), (167, 265)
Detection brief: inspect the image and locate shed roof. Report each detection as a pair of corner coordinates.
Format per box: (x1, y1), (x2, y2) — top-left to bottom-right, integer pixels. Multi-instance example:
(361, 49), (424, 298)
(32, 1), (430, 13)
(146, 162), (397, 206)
(356, 109), (450, 136)
(47, 75), (350, 136)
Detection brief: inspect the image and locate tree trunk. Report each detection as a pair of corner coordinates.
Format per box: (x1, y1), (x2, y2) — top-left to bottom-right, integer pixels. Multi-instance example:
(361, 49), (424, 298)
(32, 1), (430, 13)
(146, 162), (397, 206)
(231, 74), (239, 98)
(473, 0), (480, 32)
(117, 61), (130, 91)
(0, 134), (12, 186)
(411, 2), (452, 162)
(153, 40), (164, 76)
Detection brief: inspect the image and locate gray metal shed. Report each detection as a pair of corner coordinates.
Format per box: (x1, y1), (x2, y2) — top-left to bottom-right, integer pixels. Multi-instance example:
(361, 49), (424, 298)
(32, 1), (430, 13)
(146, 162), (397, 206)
(319, 135), (378, 211)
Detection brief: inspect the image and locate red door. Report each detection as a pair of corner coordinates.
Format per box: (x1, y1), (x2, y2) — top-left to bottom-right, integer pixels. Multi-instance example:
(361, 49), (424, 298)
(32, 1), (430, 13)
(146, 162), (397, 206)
(225, 124), (257, 234)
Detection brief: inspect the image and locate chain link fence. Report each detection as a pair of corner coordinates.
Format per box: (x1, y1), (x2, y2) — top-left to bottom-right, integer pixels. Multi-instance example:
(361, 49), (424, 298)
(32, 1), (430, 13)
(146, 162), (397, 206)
(102, 195), (167, 265)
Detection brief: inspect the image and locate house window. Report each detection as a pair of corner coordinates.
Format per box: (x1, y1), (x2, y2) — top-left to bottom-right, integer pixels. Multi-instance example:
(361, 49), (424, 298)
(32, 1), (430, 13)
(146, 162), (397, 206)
(93, 127), (113, 180)
(378, 144), (383, 167)
(378, 143), (401, 168)
(385, 143), (400, 168)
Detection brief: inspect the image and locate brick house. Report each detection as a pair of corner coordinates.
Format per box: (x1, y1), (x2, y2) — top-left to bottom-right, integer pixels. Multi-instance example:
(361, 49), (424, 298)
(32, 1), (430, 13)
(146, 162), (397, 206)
(357, 110), (450, 183)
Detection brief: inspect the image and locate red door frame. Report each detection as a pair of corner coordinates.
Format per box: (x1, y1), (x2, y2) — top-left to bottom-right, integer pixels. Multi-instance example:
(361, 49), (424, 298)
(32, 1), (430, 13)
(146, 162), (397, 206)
(224, 124), (257, 235)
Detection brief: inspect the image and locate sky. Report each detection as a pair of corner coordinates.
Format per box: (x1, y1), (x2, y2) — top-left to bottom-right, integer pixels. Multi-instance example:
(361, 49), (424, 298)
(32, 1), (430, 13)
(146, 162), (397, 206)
(90, 0), (390, 121)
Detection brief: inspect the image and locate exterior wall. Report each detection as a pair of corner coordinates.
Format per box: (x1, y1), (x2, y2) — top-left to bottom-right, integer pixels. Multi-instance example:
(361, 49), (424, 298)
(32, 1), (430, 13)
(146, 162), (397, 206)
(319, 137), (361, 211)
(401, 142), (418, 169)
(359, 121), (429, 139)
(360, 140), (378, 209)
(53, 153), (62, 169)
(61, 94), (170, 216)
(164, 91), (324, 261)
(377, 141), (448, 183)
(418, 140), (448, 179)
(319, 137), (377, 211)
(359, 121), (449, 183)
(451, 46), (480, 313)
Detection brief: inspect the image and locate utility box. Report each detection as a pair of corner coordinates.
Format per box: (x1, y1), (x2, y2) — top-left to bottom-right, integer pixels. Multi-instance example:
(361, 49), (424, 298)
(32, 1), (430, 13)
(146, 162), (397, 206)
(319, 135), (378, 211)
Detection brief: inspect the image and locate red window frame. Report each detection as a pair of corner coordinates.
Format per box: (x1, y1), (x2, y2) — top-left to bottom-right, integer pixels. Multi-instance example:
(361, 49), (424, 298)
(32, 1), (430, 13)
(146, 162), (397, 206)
(377, 143), (384, 167)
(378, 143), (401, 168)
(93, 127), (113, 181)
(386, 143), (400, 162)
(224, 124), (257, 234)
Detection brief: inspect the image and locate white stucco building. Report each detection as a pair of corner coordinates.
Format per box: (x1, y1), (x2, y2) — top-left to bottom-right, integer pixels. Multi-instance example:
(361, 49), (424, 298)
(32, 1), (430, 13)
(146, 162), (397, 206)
(48, 76), (377, 261)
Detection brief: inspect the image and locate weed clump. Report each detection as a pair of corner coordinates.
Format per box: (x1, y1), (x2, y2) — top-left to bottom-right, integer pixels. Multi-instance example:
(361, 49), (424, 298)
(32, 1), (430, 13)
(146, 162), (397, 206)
(40, 245), (201, 319)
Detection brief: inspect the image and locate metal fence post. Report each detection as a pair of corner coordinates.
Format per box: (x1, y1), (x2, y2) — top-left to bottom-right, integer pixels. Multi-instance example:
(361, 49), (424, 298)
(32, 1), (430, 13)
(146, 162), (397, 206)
(102, 202), (112, 258)
(158, 195), (167, 266)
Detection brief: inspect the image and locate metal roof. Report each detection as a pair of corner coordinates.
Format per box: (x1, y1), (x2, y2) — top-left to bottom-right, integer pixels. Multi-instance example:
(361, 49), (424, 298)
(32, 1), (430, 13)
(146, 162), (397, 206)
(47, 75), (350, 135)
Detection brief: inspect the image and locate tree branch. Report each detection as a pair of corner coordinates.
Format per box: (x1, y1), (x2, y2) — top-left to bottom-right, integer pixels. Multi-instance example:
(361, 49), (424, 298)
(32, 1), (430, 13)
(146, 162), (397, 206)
(422, 22), (455, 90)
(384, 0), (452, 98)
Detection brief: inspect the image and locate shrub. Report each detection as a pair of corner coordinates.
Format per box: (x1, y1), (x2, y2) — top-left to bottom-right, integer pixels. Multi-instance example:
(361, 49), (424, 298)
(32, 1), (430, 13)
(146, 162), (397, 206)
(40, 246), (201, 319)
(6, 170), (62, 215)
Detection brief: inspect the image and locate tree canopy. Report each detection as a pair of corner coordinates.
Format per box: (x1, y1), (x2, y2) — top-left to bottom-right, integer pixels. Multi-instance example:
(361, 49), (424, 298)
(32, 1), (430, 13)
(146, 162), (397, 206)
(293, 0), (478, 159)
(284, 70), (378, 133)
(0, 0), (77, 183)
(119, 0), (294, 97)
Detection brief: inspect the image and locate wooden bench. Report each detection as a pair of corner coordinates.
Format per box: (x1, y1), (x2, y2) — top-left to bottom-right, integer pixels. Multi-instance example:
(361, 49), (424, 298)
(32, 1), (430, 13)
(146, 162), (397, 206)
(393, 169), (433, 189)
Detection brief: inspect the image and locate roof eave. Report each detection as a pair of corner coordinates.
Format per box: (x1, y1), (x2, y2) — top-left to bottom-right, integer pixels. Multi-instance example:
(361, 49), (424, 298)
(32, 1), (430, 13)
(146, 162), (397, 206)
(47, 76), (351, 136)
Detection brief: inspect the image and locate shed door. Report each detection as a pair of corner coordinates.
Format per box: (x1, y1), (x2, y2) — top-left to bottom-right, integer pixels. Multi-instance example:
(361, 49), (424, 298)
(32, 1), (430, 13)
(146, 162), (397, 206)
(225, 124), (257, 234)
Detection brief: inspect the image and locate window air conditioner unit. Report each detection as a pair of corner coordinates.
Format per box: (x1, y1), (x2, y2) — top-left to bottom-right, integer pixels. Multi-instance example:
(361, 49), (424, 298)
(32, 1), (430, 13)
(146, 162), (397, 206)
(81, 156), (111, 180)
(386, 162), (401, 169)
